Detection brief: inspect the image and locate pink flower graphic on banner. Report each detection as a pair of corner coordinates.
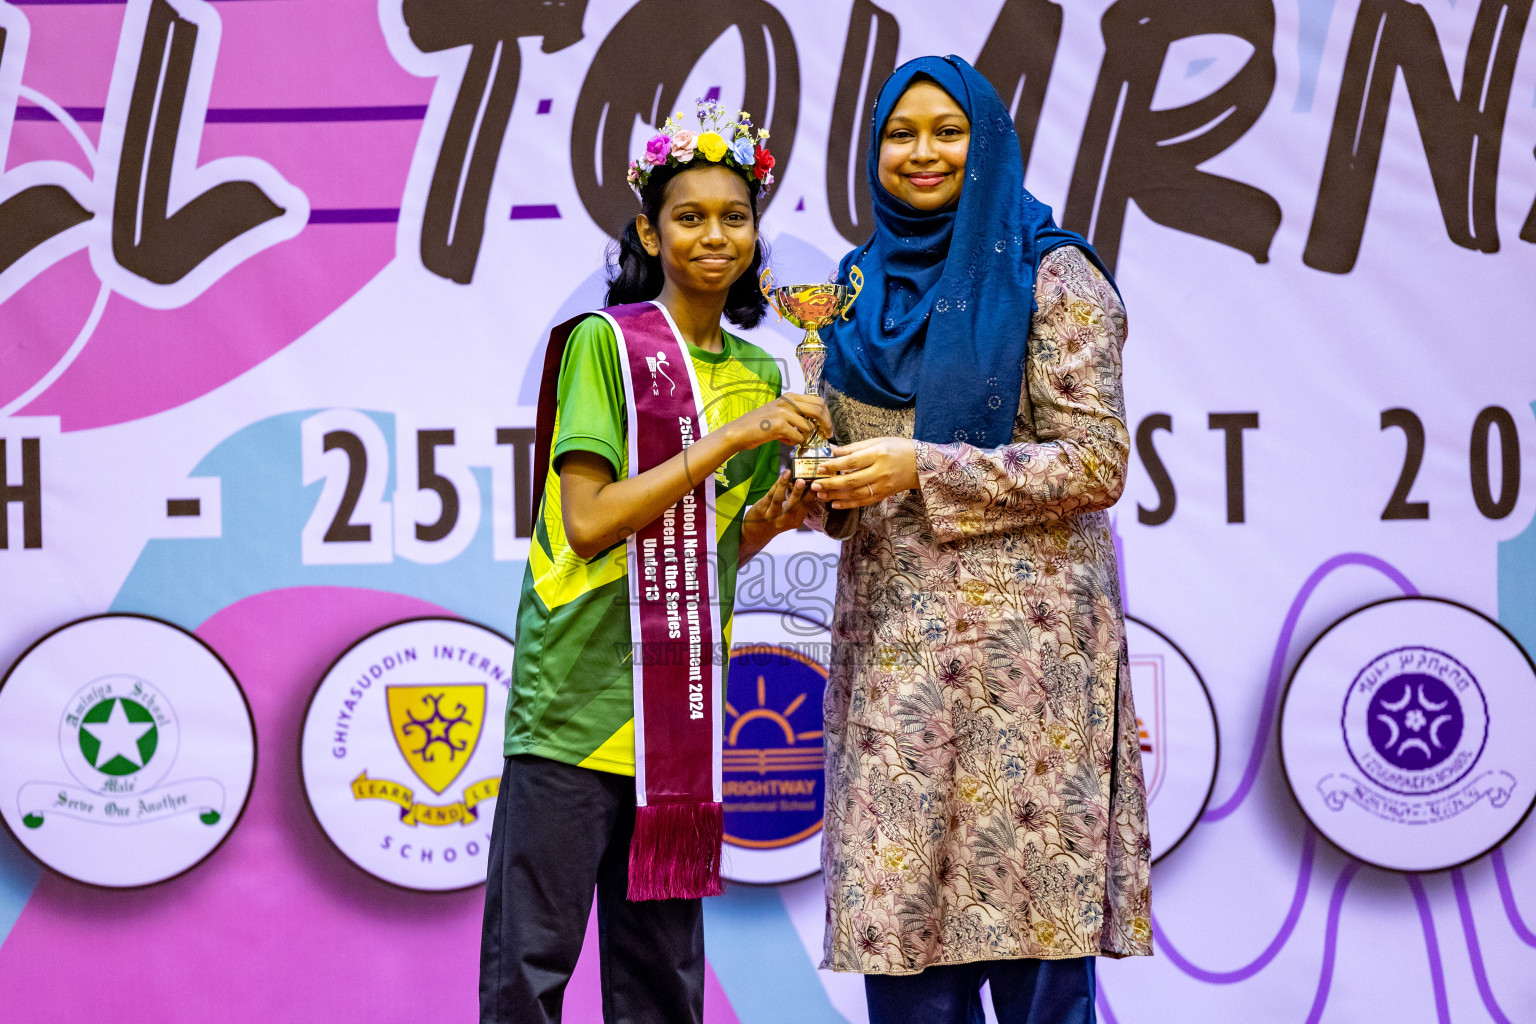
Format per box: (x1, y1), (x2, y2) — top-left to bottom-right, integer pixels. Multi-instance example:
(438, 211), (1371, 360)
(0, 0), (431, 429)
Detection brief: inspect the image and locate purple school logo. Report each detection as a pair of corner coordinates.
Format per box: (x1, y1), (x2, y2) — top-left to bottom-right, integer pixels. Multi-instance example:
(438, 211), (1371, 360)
(1281, 597), (1536, 872)
(1341, 646), (1488, 798)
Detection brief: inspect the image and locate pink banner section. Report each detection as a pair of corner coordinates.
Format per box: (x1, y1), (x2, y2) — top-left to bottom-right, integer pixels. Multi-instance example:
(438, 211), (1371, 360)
(0, 587), (481, 1023)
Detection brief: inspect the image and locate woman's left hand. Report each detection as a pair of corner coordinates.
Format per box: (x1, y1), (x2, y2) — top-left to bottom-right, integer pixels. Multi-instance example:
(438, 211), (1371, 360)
(810, 438), (919, 509)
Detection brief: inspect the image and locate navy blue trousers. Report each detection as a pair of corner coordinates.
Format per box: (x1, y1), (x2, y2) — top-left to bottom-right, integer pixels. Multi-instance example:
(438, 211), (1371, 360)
(864, 957), (1097, 1024)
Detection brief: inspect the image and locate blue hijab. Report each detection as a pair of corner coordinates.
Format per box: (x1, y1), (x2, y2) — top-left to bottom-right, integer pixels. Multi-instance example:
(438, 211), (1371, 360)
(822, 55), (1115, 447)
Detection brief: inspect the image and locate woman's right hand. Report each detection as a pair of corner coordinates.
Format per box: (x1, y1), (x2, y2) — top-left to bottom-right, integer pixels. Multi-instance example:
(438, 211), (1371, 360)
(730, 393), (833, 452)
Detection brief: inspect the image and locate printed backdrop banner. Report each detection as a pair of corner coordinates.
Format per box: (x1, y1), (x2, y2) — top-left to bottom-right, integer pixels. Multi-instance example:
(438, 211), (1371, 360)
(1, 0), (1535, 1021)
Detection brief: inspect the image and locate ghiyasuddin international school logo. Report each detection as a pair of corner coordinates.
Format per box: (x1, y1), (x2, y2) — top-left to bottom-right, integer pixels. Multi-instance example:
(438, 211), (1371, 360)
(1281, 597), (1536, 872)
(350, 685), (499, 827)
(721, 640), (828, 884)
(0, 615), (255, 888)
(301, 618), (512, 891)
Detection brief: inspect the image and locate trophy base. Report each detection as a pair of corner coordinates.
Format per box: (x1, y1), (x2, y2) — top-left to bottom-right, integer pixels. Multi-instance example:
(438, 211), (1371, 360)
(793, 448), (834, 481)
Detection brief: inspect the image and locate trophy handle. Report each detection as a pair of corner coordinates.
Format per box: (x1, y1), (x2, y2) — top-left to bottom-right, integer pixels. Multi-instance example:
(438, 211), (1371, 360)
(840, 264), (864, 321)
(759, 267), (785, 322)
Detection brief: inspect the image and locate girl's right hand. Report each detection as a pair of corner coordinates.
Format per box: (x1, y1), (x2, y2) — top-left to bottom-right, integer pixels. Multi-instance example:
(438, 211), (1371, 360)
(731, 393), (833, 452)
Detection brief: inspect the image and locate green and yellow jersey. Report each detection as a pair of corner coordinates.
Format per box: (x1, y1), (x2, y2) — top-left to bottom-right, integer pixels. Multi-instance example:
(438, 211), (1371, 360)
(506, 313), (783, 774)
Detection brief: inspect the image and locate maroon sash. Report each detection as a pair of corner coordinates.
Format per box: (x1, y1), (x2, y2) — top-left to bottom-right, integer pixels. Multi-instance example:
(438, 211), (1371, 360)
(532, 302), (723, 900)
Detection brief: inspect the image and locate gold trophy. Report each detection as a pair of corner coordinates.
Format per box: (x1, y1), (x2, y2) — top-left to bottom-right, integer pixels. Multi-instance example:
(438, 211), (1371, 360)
(760, 265), (862, 480)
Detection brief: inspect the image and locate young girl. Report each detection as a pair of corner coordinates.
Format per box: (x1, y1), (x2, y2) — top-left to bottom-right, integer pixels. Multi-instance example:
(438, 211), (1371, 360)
(479, 103), (829, 1024)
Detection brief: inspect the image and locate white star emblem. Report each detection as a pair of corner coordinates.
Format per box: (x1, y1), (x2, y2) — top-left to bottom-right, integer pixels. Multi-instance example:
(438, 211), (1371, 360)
(81, 699), (155, 770)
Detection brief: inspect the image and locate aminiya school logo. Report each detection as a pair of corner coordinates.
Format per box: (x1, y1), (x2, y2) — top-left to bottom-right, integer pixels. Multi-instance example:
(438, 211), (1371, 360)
(39, 674), (217, 827)
(0, 615), (255, 888)
(300, 618), (512, 890)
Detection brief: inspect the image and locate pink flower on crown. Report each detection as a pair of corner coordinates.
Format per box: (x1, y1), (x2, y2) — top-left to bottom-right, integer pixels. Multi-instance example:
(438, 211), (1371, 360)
(644, 134), (671, 167)
(670, 129), (698, 163)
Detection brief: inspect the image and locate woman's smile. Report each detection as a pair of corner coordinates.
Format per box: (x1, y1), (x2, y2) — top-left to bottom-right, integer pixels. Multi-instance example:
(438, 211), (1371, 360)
(905, 171), (951, 189)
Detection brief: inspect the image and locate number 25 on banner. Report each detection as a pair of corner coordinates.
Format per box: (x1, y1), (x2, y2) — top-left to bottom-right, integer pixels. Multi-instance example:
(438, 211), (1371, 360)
(299, 409), (533, 567)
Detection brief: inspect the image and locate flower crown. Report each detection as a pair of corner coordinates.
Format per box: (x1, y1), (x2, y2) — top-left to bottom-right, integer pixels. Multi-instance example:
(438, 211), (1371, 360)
(627, 98), (775, 203)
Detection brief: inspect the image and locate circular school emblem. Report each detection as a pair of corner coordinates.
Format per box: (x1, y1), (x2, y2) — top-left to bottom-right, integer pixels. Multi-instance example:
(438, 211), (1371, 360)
(0, 615), (255, 887)
(721, 610), (830, 884)
(1280, 597), (1536, 872)
(1124, 616), (1220, 861)
(299, 617), (512, 891)
(1342, 647), (1487, 796)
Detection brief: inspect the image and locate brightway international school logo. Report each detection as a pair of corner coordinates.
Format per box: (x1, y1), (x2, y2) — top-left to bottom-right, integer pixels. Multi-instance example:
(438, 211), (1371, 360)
(300, 618), (511, 890)
(721, 638), (828, 884)
(1281, 597), (1536, 872)
(0, 615), (255, 888)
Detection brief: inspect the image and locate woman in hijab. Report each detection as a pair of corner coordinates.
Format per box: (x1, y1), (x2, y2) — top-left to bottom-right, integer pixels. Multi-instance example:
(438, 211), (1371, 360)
(807, 55), (1152, 1024)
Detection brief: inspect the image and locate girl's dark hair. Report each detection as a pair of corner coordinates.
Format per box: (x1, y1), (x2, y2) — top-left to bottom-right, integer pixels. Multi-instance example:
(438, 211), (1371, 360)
(606, 162), (770, 329)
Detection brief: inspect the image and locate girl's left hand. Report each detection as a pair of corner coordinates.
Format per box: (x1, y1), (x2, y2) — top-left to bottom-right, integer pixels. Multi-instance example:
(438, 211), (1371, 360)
(745, 470), (817, 537)
(810, 438), (919, 509)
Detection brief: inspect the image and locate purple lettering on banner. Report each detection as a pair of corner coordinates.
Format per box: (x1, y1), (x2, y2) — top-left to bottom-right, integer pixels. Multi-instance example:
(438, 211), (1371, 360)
(508, 204), (560, 220)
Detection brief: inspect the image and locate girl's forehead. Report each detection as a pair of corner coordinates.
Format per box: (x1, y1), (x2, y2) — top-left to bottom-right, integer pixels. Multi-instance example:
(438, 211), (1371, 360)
(662, 166), (754, 207)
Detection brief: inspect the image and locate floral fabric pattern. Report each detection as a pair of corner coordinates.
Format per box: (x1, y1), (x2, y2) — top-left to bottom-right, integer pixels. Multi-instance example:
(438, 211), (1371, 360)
(820, 247), (1152, 974)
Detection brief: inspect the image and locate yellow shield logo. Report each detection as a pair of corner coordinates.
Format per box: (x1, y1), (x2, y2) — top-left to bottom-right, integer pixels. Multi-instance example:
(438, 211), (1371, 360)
(385, 685), (486, 795)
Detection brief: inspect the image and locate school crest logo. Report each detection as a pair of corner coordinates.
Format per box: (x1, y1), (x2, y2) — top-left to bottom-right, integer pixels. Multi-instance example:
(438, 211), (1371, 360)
(720, 610), (829, 884)
(1124, 616), (1220, 861)
(0, 615), (255, 887)
(300, 618), (512, 890)
(1281, 597), (1536, 872)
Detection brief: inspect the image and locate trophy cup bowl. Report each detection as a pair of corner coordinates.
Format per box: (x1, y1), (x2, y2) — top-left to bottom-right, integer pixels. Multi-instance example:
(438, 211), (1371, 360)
(761, 266), (862, 480)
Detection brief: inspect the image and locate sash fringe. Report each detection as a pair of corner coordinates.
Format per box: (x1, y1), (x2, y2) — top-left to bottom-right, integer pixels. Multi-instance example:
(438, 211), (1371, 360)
(628, 801), (724, 901)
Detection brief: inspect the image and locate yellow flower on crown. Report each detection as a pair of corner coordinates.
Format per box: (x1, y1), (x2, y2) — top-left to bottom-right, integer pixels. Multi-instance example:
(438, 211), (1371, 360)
(697, 132), (728, 162)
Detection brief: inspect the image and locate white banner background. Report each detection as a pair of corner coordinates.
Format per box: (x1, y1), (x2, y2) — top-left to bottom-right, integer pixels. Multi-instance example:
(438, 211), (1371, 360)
(1, 0), (1534, 1021)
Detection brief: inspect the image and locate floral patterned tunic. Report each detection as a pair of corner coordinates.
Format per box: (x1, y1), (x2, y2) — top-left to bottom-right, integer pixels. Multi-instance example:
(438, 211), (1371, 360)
(818, 246), (1152, 974)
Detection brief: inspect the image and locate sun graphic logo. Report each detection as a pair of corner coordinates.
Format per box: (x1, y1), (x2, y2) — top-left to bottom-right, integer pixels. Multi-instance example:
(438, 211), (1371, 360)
(1281, 597), (1536, 872)
(719, 611), (831, 884)
(0, 615), (254, 888)
(301, 618), (512, 890)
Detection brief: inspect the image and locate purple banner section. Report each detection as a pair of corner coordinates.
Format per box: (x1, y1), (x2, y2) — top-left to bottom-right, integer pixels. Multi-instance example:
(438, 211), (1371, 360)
(612, 303), (716, 806)
(510, 205), (562, 220)
(14, 104), (427, 123)
(308, 208), (400, 224)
